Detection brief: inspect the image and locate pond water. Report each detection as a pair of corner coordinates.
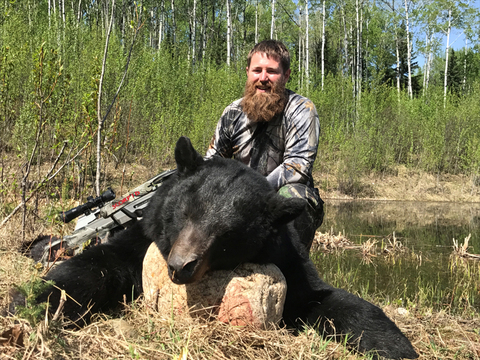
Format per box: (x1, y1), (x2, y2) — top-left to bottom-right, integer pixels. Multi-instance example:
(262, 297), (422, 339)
(312, 200), (480, 315)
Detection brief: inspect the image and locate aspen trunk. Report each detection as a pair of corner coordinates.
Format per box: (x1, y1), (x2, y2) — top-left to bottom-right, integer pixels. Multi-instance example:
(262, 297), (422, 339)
(255, 0), (258, 44)
(271, 0), (275, 39)
(443, 8), (452, 108)
(321, 0), (325, 91)
(172, 0), (177, 44)
(404, 0), (412, 98)
(226, 0), (231, 66)
(305, 0), (309, 86)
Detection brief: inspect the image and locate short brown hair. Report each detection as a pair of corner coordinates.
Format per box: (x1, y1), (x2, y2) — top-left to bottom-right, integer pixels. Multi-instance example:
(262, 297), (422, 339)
(247, 40), (290, 74)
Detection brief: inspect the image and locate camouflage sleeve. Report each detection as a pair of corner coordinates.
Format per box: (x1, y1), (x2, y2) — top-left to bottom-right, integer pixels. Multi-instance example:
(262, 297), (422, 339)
(266, 98), (320, 190)
(205, 104), (237, 159)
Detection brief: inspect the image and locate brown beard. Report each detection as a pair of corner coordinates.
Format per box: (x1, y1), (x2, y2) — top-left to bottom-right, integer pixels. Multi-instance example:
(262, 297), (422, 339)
(241, 79), (288, 123)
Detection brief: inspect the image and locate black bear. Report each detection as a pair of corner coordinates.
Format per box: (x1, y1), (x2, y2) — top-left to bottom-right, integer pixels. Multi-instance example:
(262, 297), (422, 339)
(34, 136), (417, 359)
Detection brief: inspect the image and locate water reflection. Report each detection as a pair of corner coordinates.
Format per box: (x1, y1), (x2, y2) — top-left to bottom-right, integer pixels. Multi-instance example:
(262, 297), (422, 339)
(312, 200), (480, 314)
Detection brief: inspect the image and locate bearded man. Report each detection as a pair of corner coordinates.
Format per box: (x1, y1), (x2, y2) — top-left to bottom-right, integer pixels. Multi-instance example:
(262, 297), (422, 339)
(206, 39), (323, 250)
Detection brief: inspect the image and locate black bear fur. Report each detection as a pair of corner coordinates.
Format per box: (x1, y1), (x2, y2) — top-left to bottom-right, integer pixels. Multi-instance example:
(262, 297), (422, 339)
(35, 136), (418, 359)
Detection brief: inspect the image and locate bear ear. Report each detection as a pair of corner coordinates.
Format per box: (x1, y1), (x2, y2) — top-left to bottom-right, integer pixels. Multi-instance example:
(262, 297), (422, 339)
(267, 195), (306, 226)
(175, 136), (204, 175)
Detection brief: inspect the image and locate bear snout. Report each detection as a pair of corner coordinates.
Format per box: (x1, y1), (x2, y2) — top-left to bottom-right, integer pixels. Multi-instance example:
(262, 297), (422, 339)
(167, 254), (201, 284)
(166, 222), (211, 284)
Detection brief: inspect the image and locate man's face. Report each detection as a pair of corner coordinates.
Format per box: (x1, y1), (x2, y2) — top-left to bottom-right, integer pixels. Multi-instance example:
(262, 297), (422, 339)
(241, 52), (290, 123)
(246, 52), (290, 93)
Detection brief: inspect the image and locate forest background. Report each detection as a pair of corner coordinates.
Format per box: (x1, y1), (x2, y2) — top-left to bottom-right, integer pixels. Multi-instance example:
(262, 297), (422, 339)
(1, 0), (480, 237)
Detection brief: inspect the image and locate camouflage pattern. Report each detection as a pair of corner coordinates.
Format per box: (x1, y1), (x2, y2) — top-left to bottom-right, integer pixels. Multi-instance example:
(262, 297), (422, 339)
(206, 89), (321, 207)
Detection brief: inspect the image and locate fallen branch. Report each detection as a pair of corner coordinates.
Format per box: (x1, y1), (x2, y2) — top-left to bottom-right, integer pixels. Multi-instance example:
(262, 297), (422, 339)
(452, 234), (480, 259)
(52, 290), (67, 322)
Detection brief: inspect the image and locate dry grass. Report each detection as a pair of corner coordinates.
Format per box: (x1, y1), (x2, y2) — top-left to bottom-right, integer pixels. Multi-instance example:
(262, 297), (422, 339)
(311, 229), (416, 266)
(311, 228), (357, 253)
(1, 290), (479, 359)
(1, 164), (480, 359)
(314, 165), (480, 202)
(0, 296), (352, 360)
(1, 250), (480, 358)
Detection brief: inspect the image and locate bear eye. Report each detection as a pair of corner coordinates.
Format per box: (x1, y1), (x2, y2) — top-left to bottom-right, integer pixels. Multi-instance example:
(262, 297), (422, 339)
(222, 230), (236, 240)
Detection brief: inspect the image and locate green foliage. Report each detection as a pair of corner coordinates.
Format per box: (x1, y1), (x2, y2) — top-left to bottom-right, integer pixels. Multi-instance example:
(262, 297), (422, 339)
(0, 0), (479, 203)
(311, 77), (480, 181)
(14, 275), (54, 326)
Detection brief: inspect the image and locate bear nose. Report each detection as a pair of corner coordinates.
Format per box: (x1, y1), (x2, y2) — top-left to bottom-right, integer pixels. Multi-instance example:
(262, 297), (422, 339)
(167, 256), (199, 284)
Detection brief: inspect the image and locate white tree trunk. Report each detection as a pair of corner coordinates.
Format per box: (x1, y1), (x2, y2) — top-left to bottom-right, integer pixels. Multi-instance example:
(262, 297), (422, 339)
(298, 33), (302, 90)
(48, 0), (51, 27)
(426, 33), (433, 92)
(463, 37), (468, 93)
(396, 29), (400, 98)
(321, 0), (325, 91)
(341, 5), (348, 76)
(192, 0), (197, 65)
(202, 6), (207, 61)
(171, 0), (177, 44)
(443, 8), (452, 108)
(350, 23), (355, 91)
(158, 0), (165, 48)
(271, 0), (275, 39)
(255, 0), (259, 44)
(150, 9), (154, 47)
(422, 34), (428, 95)
(77, 0), (82, 24)
(96, 0), (115, 196)
(355, 0), (360, 98)
(358, 2), (363, 100)
(305, 0), (309, 85)
(404, 0), (412, 98)
(227, 0), (231, 66)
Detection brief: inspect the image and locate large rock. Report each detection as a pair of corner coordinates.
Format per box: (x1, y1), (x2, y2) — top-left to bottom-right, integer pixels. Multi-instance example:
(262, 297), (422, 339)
(142, 243), (287, 329)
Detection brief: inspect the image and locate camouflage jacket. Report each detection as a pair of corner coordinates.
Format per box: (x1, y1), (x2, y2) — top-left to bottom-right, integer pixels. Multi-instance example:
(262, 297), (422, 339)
(206, 89), (321, 207)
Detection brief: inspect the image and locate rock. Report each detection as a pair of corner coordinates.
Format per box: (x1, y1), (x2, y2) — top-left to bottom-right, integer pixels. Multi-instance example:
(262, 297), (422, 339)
(142, 243), (287, 329)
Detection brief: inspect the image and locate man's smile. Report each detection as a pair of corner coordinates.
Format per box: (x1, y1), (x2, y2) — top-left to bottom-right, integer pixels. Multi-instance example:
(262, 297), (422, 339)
(256, 83), (271, 93)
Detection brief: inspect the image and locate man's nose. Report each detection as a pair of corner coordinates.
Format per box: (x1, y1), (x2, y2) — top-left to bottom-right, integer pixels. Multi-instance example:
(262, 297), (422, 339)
(259, 70), (269, 82)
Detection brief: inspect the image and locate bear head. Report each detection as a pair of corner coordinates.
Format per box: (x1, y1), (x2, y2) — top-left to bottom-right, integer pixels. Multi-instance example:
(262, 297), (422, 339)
(143, 136), (306, 285)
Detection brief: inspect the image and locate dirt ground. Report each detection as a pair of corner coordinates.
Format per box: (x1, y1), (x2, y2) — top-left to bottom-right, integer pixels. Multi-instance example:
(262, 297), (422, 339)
(315, 165), (480, 203)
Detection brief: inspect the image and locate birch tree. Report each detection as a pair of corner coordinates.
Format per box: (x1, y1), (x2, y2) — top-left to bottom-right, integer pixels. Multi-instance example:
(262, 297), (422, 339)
(442, 4), (456, 106)
(380, 0), (401, 98)
(158, 0), (165, 48)
(341, 3), (349, 77)
(305, 0), (310, 85)
(172, 0), (177, 44)
(255, 0), (259, 44)
(96, 0), (143, 195)
(404, 0), (413, 98)
(191, 0), (197, 65)
(271, 0), (275, 39)
(48, 0), (51, 27)
(321, 0), (325, 90)
(96, 0), (115, 196)
(355, 0), (362, 100)
(437, 0), (476, 106)
(227, 0), (232, 66)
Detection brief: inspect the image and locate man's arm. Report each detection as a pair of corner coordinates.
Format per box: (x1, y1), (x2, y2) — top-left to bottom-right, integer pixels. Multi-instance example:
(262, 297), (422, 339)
(266, 97), (320, 190)
(206, 103), (243, 159)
